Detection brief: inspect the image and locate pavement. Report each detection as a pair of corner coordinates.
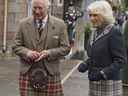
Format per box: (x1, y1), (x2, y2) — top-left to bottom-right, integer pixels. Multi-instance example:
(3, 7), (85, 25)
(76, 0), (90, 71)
(60, 60), (89, 96)
(63, 69), (89, 96)
(0, 58), (19, 96)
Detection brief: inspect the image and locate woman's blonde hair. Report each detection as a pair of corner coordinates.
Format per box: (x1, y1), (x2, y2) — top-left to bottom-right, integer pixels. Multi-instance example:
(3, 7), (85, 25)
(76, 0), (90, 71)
(87, 0), (115, 24)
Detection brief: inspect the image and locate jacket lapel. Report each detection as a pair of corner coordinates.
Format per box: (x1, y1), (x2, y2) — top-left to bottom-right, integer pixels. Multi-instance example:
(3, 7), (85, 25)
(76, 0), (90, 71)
(90, 24), (113, 46)
(38, 15), (55, 49)
(27, 16), (38, 48)
(39, 22), (48, 44)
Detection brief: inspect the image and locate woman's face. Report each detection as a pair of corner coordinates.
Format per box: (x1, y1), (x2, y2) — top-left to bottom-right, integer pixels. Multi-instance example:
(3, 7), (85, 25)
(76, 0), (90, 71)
(89, 12), (105, 28)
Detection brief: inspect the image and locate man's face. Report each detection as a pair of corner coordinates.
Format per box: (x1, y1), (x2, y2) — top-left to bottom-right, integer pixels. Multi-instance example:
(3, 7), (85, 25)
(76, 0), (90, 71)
(32, 0), (48, 20)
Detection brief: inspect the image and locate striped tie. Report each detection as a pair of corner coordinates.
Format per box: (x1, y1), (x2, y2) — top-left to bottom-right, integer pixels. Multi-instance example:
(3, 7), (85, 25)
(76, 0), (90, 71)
(38, 20), (43, 37)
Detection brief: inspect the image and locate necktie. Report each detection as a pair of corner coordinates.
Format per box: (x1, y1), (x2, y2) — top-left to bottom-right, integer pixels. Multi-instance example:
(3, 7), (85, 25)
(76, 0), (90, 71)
(38, 20), (43, 37)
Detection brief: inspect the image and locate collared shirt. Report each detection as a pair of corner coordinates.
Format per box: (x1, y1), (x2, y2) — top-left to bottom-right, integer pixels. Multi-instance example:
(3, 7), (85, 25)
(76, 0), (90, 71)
(35, 15), (48, 29)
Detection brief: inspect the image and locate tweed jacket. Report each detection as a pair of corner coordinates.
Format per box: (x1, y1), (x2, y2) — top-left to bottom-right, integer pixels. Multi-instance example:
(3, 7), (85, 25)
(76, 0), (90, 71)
(122, 20), (128, 80)
(12, 15), (70, 75)
(86, 25), (127, 80)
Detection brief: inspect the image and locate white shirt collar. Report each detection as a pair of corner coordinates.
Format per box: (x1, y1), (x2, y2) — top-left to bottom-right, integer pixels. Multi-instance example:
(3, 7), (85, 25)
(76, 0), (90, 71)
(42, 15), (48, 24)
(35, 15), (48, 29)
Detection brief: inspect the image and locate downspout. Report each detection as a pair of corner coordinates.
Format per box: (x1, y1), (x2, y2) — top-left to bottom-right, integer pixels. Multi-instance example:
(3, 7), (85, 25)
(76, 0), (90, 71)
(51, 0), (54, 15)
(3, 0), (8, 53)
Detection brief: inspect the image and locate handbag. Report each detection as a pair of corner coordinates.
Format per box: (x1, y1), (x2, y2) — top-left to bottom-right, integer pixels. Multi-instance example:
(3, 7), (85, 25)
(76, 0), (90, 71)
(29, 61), (48, 91)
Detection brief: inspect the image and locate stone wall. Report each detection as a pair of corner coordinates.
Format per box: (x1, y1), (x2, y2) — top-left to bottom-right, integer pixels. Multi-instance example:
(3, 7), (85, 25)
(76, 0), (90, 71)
(7, 0), (27, 40)
(49, 0), (64, 18)
(0, 0), (28, 51)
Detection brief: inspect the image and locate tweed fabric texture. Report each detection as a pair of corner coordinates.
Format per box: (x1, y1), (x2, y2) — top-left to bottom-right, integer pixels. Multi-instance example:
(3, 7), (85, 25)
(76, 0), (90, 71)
(19, 73), (64, 96)
(89, 80), (122, 96)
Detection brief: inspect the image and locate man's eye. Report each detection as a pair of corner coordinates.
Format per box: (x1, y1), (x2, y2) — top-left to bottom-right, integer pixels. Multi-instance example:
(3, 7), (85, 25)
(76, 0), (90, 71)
(89, 14), (98, 17)
(33, 7), (43, 10)
(38, 7), (43, 10)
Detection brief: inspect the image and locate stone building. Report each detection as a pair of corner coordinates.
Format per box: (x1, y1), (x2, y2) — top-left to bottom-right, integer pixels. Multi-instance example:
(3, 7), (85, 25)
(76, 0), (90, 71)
(0, 0), (28, 52)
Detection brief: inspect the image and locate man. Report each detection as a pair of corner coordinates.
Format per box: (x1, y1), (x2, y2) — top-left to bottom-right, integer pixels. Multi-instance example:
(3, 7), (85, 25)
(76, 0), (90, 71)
(12, 0), (70, 96)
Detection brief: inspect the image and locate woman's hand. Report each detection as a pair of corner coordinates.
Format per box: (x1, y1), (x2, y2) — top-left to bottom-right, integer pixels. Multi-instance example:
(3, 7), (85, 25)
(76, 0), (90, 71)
(78, 62), (88, 73)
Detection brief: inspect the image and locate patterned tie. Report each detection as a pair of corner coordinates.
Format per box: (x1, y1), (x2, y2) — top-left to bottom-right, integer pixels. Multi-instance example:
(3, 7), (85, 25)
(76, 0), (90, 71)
(38, 20), (43, 37)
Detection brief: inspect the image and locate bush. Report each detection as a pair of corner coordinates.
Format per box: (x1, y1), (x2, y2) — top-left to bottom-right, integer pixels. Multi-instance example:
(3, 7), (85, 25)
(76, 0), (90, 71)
(84, 22), (91, 49)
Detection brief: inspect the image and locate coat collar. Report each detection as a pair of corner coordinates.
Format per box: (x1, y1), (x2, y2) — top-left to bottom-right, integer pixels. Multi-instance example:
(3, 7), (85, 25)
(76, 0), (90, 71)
(90, 24), (113, 46)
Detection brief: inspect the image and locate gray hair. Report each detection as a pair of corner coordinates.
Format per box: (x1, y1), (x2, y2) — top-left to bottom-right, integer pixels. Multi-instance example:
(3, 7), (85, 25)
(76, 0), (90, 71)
(31, 0), (50, 9)
(87, 0), (115, 24)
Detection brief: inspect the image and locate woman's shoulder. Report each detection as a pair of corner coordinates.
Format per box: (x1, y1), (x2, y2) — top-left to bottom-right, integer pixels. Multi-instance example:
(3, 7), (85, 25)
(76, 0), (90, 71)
(108, 24), (123, 41)
(103, 24), (121, 37)
(110, 25), (121, 35)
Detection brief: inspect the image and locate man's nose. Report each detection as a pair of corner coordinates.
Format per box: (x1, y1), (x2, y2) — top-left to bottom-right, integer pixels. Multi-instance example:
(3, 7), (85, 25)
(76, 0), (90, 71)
(35, 8), (40, 14)
(90, 16), (95, 21)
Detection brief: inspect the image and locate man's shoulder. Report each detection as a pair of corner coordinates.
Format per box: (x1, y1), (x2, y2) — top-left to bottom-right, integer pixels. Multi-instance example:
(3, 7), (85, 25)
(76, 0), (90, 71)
(50, 15), (65, 25)
(19, 16), (33, 24)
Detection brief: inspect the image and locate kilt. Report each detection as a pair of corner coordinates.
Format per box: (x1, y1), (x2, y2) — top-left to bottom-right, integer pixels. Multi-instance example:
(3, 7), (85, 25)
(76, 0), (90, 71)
(89, 80), (122, 96)
(19, 72), (64, 96)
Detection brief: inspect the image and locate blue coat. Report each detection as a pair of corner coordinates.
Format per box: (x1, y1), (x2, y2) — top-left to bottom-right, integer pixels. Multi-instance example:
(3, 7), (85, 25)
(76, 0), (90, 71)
(86, 25), (127, 80)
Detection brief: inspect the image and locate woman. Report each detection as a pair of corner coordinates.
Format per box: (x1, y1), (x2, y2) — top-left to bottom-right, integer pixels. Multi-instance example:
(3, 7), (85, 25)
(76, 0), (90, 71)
(122, 14), (128, 80)
(78, 1), (127, 96)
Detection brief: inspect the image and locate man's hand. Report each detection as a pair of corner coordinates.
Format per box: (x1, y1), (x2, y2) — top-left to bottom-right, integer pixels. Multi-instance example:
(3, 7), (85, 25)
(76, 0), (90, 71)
(35, 50), (49, 62)
(26, 50), (40, 62)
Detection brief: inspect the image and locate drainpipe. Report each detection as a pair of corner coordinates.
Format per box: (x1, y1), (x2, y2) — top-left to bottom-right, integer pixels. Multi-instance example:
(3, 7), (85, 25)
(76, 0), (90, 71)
(2, 0), (8, 53)
(51, 0), (54, 15)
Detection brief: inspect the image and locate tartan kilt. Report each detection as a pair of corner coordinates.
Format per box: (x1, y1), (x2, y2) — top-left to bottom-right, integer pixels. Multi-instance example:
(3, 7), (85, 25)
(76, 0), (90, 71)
(89, 80), (122, 96)
(19, 72), (64, 96)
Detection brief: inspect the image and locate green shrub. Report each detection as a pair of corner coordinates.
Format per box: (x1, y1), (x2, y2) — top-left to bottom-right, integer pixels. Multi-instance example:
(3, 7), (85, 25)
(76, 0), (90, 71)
(84, 22), (91, 49)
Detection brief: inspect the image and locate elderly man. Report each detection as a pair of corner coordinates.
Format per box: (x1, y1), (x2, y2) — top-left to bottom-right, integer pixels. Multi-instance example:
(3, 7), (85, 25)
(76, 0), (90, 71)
(12, 0), (70, 96)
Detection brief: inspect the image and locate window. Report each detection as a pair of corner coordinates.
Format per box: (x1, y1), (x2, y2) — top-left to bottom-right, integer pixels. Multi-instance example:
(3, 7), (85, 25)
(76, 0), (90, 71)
(59, 0), (63, 4)
(57, 0), (63, 6)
